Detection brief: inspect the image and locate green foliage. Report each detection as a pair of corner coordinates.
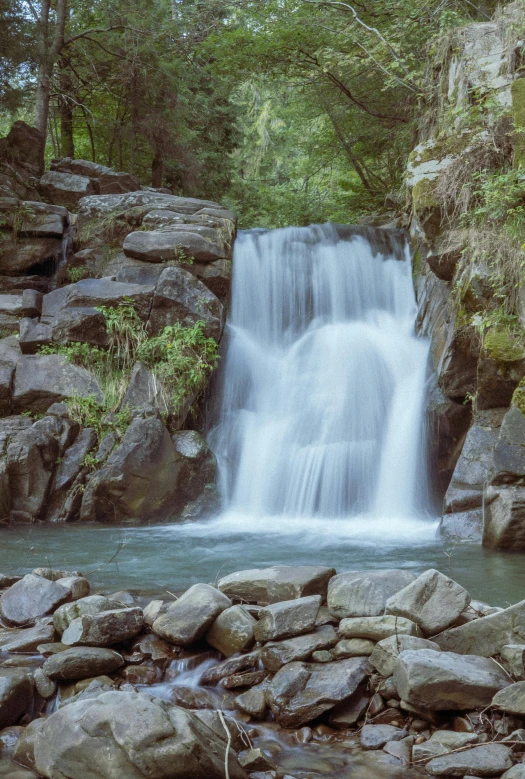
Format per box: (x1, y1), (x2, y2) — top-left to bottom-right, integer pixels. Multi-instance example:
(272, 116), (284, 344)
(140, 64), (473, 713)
(65, 394), (131, 442)
(67, 266), (88, 283)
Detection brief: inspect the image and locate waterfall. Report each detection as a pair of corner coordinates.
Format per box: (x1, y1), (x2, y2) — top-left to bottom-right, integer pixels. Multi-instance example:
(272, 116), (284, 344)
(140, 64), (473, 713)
(207, 223), (435, 543)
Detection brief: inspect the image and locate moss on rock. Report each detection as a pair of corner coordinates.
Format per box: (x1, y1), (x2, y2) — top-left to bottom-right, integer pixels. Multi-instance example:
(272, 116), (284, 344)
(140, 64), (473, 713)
(512, 78), (525, 169)
(512, 375), (525, 416)
(484, 328), (525, 362)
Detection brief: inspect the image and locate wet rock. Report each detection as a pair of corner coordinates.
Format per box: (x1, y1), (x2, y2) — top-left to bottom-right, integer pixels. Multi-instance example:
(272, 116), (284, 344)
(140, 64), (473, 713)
(235, 685), (268, 719)
(123, 227), (228, 264)
(338, 615), (421, 640)
(328, 686), (369, 727)
(0, 574), (70, 626)
(34, 690), (248, 779)
(12, 717), (45, 769)
(360, 724), (408, 750)
(121, 361), (169, 416)
(332, 638), (376, 658)
(152, 583), (231, 646)
(435, 599), (525, 656)
(327, 570), (417, 618)
(265, 657), (369, 728)
(201, 651), (260, 685)
(143, 600), (164, 627)
(0, 619), (55, 652)
(55, 576), (90, 601)
(45, 428), (97, 522)
(39, 170), (97, 209)
(370, 635), (440, 677)
(53, 595), (123, 635)
(254, 595), (321, 642)
(502, 644), (525, 677)
(223, 670), (267, 689)
(425, 743), (513, 776)
(43, 647), (124, 680)
(171, 430), (217, 501)
(13, 354), (103, 413)
(261, 626), (339, 671)
(61, 607), (144, 647)
(384, 736), (413, 764)
(385, 569), (470, 635)
(218, 565), (335, 604)
(484, 485), (525, 550)
(6, 422), (58, 520)
(0, 669), (32, 728)
(439, 509), (483, 542)
(393, 649), (511, 710)
(239, 748), (274, 772)
(206, 605), (256, 657)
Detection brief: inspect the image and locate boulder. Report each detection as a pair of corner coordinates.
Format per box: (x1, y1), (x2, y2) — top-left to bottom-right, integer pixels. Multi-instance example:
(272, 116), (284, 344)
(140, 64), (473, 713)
(327, 570), (417, 618)
(425, 744), (513, 777)
(39, 170), (97, 209)
(172, 431), (217, 502)
(261, 626), (339, 672)
(0, 199), (68, 237)
(235, 685), (267, 719)
(56, 277), (155, 322)
(483, 485), (525, 549)
(0, 669), (33, 729)
(152, 583), (231, 645)
(201, 652), (261, 685)
(370, 635), (440, 677)
(218, 565), (336, 605)
(493, 681), (525, 715)
(43, 647), (124, 680)
(148, 266), (224, 341)
(435, 599), (525, 656)
(385, 569), (470, 635)
(338, 615), (421, 640)
(477, 345), (525, 411)
(121, 361), (168, 415)
(33, 690), (248, 779)
(332, 638), (376, 658)
(6, 421), (59, 519)
(61, 607), (143, 647)
(4, 121), (44, 176)
(0, 235), (63, 273)
(205, 605), (256, 657)
(115, 257), (166, 286)
(0, 574), (70, 626)
(0, 618), (55, 652)
(12, 354), (103, 413)
(51, 158), (140, 195)
(490, 405), (525, 485)
(123, 227), (227, 264)
(79, 415), (179, 524)
(360, 724), (408, 750)
(18, 318), (52, 354)
(53, 595), (123, 635)
(502, 644), (525, 677)
(12, 717), (45, 770)
(52, 306), (109, 347)
(254, 595), (321, 641)
(393, 649), (511, 710)
(187, 259), (232, 304)
(45, 427), (97, 522)
(328, 686), (370, 727)
(265, 657), (369, 728)
(439, 509), (483, 541)
(503, 766), (525, 778)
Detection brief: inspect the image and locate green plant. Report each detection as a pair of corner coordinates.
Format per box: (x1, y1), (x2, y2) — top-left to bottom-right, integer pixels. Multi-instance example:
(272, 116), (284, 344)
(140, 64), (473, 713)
(173, 248), (194, 265)
(97, 300), (147, 372)
(66, 394), (131, 440)
(67, 266), (88, 283)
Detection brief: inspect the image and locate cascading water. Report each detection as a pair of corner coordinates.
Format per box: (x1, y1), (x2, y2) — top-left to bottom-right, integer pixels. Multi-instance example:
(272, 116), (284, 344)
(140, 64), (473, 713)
(207, 223), (436, 542)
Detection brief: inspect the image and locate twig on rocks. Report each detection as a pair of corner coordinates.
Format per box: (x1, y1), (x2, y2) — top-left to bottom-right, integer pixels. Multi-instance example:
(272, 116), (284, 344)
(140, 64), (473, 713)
(218, 709), (232, 779)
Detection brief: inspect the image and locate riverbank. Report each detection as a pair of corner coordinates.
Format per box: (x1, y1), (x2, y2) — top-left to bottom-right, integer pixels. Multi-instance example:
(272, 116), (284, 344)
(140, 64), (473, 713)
(1, 563), (525, 779)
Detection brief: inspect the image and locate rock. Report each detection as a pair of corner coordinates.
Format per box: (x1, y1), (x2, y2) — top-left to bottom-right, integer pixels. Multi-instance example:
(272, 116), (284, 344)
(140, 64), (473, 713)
(53, 595), (123, 635)
(51, 158), (140, 195)
(33, 690), (248, 779)
(435, 599), (525, 656)
(187, 259), (232, 304)
(0, 619), (55, 652)
(6, 421), (59, 520)
(502, 766), (525, 779)
(425, 743), (513, 777)
(0, 199), (68, 237)
(502, 644), (525, 677)
(370, 636), (440, 677)
(4, 121), (44, 176)
(12, 717), (45, 769)
(0, 669), (32, 729)
(0, 235), (63, 273)
(393, 649), (511, 710)
(57, 277), (155, 322)
(0, 574), (70, 626)
(328, 686), (369, 727)
(254, 595), (321, 642)
(327, 570), (417, 618)
(45, 428), (97, 522)
(483, 485), (525, 550)
(123, 227), (227, 263)
(385, 569), (471, 635)
(428, 730), (479, 749)
(265, 657), (369, 728)
(143, 600), (164, 627)
(493, 681), (525, 715)
(201, 652), (261, 685)
(13, 354), (103, 413)
(39, 170), (97, 209)
(223, 670), (267, 689)
(172, 430), (217, 500)
(206, 605), (256, 657)
(52, 306), (109, 347)
(338, 615), (421, 640)
(239, 748), (273, 772)
(261, 626), (339, 671)
(121, 361), (169, 415)
(115, 257), (167, 286)
(79, 415), (179, 524)
(33, 668), (57, 698)
(217, 565), (335, 605)
(61, 607), (143, 647)
(439, 509), (483, 542)
(360, 724), (408, 750)
(43, 647), (124, 680)
(153, 583), (231, 646)
(235, 685), (267, 719)
(332, 638), (376, 658)
(383, 736), (413, 764)
(148, 266), (224, 341)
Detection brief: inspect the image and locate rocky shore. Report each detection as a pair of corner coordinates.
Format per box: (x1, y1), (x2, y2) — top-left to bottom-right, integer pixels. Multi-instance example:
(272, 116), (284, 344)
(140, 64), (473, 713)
(0, 564), (524, 778)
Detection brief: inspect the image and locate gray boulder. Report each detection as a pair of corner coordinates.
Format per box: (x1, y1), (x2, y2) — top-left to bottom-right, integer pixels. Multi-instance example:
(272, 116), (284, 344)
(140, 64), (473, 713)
(123, 227), (227, 264)
(0, 235), (62, 273)
(52, 306), (109, 347)
(33, 690), (248, 779)
(266, 657), (369, 727)
(493, 681), (525, 715)
(439, 509), (483, 542)
(425, 744), (513, 777)
(0, 669), (33, 729)
(19, 318), (52, 354)
(218, 565), (335, 605)
(385, 569), (470, 635)
(370, 635), (440, 677)
(53, 595), (123, 635)
(332, 638), (375, 658)
(360, 724), (408, 750)
(261, 625), (339, 672)
(393, 649), (511, 710)
(435, 599), (525, 656)
(0, 573), (70, 626)
(153, 583), (231, 646)
(0, 198), (67, 237)
(43, 647), (124, 680)
(502, 644), (525, 677)
(254, 595), (321, 641)
(327, 570), (417, 618)
(148, 266), (224, 341)
(121, 361), (168, 415)
(338, 615), (421, 640)
(172, 431), (217, 502)
(51, 158), (140, 195)
(13, 354), (103, 413)
(6, 421), (59, 520)
(205, 605), (256, 657)
(483, 484), (525, 550)
(39, 170), (97, 209)
(0, 618), (55, 652)
(45, 427), (97, 522)
(61, 607), (143, 647)
(57, 277), (155, 322)
(78, 191), (226, 221)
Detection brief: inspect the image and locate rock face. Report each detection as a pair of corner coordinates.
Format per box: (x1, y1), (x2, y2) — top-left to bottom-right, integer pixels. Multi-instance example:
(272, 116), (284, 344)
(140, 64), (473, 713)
(123, 227), (228, 264)
(385, 569), (471, 634)
(393, 649), (511, 710)
(218, 565), (335, 604)
(152, 583), (231, 645)
(327, 570), (416, 618)
(33, 691), (248, 779)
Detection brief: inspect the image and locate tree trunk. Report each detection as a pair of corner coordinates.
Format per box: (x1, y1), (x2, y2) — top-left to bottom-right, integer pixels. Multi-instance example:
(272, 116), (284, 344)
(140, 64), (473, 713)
(152, 154), (164, 188)
(59, 63), (74, 158)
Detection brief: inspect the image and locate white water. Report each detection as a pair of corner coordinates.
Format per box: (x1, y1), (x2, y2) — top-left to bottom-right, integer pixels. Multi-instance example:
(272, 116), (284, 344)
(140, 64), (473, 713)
(207, 223), (437, 544)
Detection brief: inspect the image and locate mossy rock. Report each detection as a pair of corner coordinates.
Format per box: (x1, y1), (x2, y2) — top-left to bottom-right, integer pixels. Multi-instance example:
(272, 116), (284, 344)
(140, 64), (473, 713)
(483, 328), (525, 362)
(512, 376), (525, 416)
(512, 78), (525, 169)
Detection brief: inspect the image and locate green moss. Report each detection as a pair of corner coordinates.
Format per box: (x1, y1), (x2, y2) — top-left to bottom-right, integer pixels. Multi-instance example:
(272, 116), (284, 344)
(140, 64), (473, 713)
(512, 78), (525, 168)
(412, 178), (439, 211)
(484, 328), (525, 362)
(512, 376), (525, 415)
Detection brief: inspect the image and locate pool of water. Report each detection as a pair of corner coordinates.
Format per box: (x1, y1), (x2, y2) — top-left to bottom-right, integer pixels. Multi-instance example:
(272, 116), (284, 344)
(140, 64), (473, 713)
(1, 514), (525, 607)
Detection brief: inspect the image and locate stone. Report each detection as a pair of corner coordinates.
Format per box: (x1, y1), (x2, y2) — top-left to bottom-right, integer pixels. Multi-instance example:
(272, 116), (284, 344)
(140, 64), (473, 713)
(171, 430), (218, 500)
(425, 744), (513, 777)
(338, 615), (421, 640)
(12, 717), (45, 769)
(0, 574), (70, 626)
(435, 599), (525, 656)
(0, 619), (55, 652)
(152, 583), (231, 646)
(52, 158), (140, 195)
(52, 306), (109, 347)
(328, 686), (369, 727)
(58, 277), (154, 322)
(0, 235), (62, 273)
(201, 652), (260, 685)
(502, 644), (525, 677)
(148, 266), (224, 341)
(218, 565), (335, 604)
(4, 121), (44, 175)
(439, 509), (483, 542)
(79, 415), (179, 524)
(383, 736), (413, 764)
(33, 690), (247, 779)
(360, 724), (408, 750)
(18, 318), (52, 354)
(34, 668), (57, 698)
(12, 354), (103, 413)
(327, 570), (417, 618)
(385, 569), (471, 635)
(332, 638), (376, 658)
(0, 669), (32, 729)
(123, 227), (227, 263)
(235, 685), (268, 719)
(43, 647), (124, 680)
(393, 649), (511, 710)
(502, 767), (525, 779)
(6, 422), (59, 520)
(265, 657), (369, 727)
(223, 669), (267, 688)
(370, 635), (440, 677)
(143, 600), (164, 627)
(493, 681), (525, 715)
(39, 170), (97, 209)
(121, 361), (169, 415)
(61, 607), (143, 647)
(261, 626), (338, 671)
(254, 595), (321, 642)
(205, 605), (256, 657)
(45, 428), (97, 522)
(53, 595), (123, 635)
(239, 748), (273, 772)
(428, 730), (479, 749)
